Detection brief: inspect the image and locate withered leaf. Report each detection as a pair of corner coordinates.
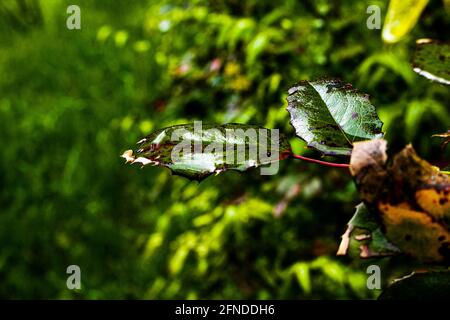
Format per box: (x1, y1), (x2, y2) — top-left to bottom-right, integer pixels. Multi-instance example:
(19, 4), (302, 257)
(350, 139), (388, 204)
(378, 201), (450, 262)
(350, 139), (450, 263)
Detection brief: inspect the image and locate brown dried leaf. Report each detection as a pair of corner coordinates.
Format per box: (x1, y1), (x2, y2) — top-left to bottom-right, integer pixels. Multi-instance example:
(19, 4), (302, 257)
(350, 139), (388, 204)
(350, 140), (450, 263)
(378, 201), (450, 262)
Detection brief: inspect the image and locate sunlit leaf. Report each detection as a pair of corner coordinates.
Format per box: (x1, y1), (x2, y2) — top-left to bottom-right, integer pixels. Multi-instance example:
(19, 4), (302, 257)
(413, 39), (450, 85)
(122, 123), (292, 180)
(382, 0), (430, 44)
(286, 79), (383, 156)
(357, 52), (416, 87)
(290, 262), (311, 294)
(246, 32), (269, 65)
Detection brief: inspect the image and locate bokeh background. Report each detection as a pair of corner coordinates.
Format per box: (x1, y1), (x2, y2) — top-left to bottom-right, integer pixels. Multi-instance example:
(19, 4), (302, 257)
(0, 0), (448, 299)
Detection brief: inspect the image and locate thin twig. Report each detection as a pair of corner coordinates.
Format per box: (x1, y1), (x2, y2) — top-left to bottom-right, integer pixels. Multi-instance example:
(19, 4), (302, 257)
(291, 154), (350, 168)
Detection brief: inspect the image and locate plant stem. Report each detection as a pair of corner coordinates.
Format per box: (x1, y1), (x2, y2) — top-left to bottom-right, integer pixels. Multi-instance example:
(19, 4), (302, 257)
(291, 154), (350, 168)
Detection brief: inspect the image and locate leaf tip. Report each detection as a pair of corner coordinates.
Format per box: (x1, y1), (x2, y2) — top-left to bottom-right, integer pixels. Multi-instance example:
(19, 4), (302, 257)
(121, 150), (135, 163)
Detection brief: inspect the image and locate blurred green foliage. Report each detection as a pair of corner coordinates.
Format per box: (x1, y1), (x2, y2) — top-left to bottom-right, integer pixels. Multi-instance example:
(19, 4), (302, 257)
(0, 0), (448, 299)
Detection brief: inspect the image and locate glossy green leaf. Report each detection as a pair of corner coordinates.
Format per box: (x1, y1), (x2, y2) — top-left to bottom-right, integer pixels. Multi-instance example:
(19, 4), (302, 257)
(413, 39), (450, 86)
(337, 203), (400, 258)
(382, 0), (430, 44)
(286, 79), (383, 156)
(121, 123), (292, 180)
(379, 271), (450, 300)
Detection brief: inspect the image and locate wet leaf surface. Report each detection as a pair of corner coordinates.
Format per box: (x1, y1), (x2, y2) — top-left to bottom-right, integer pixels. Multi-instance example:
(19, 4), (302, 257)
(287, 79), (383, 156)
(122, 123), (292, 180)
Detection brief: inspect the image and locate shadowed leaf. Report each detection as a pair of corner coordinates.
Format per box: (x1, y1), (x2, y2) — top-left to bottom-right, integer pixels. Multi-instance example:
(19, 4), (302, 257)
(337, 202), (400, 258)
(379, 271), (450, 299)
(433, 130), (450, 149)
(413, 39), (450, 85)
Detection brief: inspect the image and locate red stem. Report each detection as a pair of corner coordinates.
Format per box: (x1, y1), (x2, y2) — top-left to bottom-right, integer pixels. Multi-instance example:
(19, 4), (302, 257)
(291, 154), (350, 168)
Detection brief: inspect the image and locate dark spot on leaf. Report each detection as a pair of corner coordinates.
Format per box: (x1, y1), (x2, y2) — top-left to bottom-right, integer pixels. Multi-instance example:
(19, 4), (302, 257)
(328, 142), (340, 147)
(352, 112), (358, 119)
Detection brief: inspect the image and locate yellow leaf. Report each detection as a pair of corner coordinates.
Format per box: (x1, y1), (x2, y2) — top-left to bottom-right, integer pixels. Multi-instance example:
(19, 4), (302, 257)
(350, 140), (450, 262)
(378, 201), (450, 263)
(382, 0), (430, 43)
(415, 188), (450, 221)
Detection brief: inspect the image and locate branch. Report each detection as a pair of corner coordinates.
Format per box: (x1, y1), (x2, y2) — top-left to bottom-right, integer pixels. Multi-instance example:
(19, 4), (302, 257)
(291, 154), (350, 168)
